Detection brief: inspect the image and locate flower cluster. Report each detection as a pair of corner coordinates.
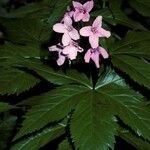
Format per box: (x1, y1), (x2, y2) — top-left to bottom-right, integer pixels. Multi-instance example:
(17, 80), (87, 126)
(48, 0), (111, 68)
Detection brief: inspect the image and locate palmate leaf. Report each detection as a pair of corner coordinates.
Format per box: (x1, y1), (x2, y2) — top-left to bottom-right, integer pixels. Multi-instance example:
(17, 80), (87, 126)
(96, 69), (150, 141)
(0, 67), (40, 95)
(17, 58), (92, 87)
(109, 31), (150, 88)
(11, 123), (65, 150)
(14, 85), (89, 140)
(14, 68), (150, 149)
(0, 102), (13, 113)
(108, 0), (146, 30)
(129, 0), (150, 17)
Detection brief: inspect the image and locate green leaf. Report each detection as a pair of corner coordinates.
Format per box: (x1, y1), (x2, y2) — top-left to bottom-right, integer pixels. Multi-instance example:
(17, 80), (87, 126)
(95, 68), (125, 89)
(108, 0), (146, 30)
(0, 18), (50, 44)
(109, 31), (150, 88)
(11, 124), (65, 150)
(58, 139), (72, 150)
(129, 0), (150, 17)
(0, 2), (51, 18)
(0, 67), (40, 95)
(0, 0), (72, 44)
(118, 127), (150, 150)
(17, 58), (92, 87)
(71, 91), (117, 150)
(0, 43), (40, 66)
(109, 31), (150, 59)
(47, 0), (72, 24)
(0, 102), (13, 112)
(115, 96), (150, 141)
(111, 55), (150, 88)
(96, 69), (150, 141)
(14, 85), (89, 140)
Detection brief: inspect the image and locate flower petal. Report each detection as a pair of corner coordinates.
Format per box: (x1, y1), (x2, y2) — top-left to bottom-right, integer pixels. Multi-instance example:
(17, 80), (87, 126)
(82, 13), (90, 22)
(53, 23), (65, 33)
(98, 28), (111, 38)
(83, 0), (94, 12)
(63, 46), (77, 60)
(91, 51), (100, 68)
(62, 33), (71, 46)
(73, 11), (84, 22)
(57, 55), (66, 66)
(68, 11), (74, 17)
(84, 49), (91, 63)
(89, 35), (99, 48)
(48, 45), (60, 52)
(80, 26), (92, 36)
(69, 28), (80, 40)
(99, 47), (109, 58)
(92, 16), (102, 28)
(64, 16), (72, 26)
(73, 1), (83, 9)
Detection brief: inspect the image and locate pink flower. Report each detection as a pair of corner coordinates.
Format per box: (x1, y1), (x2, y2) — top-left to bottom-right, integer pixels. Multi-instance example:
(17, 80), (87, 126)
(84, 46), (109, 68)
(53, 16), (80, 46)
(48, 41), (83, 66)
(80, 16), (111, 48)
(73, 0), (94, 22)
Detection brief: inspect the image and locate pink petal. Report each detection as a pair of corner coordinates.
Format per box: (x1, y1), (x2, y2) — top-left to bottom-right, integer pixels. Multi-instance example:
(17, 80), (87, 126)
(62, 33), (71, 46)
(69, 28), (80, 40)
(80, 26), (92, 36)
(73, 1), (83, 9)
(57, 55), (66, 66)
(98, 47), (109, 59)
(83, 0), (94, 12)
(84, 49), (91, 63)
(53, 23), (65, 33)
(48, 45), (60, 52)
(91, 51), (100, 68)
(98, 28), (111, 38)
(63, 46), (77, 60)
(73, 11), (84, 22)
(92, 16), (102, 28)
(82, 13), (90, 22)
(68, 11), (74, 17)
(64, 16), (72, 26)
(89, 35), (99, 48)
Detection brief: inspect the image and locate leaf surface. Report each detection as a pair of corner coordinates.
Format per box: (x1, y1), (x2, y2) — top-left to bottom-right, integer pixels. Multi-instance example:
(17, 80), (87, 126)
(0, 67), (40, 95)
(14, 85), (89, 140)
